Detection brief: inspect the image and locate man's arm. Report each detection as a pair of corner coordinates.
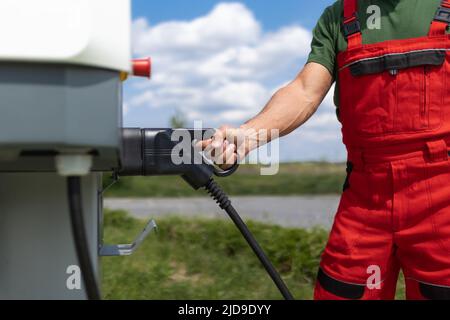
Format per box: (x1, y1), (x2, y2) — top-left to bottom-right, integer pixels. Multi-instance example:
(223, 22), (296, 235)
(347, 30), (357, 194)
(243, 62), (333, 138)
(202, 62), (334, 165)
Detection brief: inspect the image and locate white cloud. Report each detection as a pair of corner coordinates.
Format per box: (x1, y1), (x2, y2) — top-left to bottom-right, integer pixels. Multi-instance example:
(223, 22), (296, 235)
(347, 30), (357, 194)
(132, 3), (261, 57)
(125, 2), (346, 161)
(127, 2), (312, 124)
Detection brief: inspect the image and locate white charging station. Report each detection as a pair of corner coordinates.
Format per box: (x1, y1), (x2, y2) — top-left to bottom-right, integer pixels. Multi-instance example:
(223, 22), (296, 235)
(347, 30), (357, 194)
(0, 0), (135, 299)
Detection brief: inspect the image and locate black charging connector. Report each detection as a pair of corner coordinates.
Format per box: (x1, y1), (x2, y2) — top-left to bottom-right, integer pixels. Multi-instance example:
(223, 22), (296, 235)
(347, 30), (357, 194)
(117, 128), (294, 300)
(120, 128), (214, 189)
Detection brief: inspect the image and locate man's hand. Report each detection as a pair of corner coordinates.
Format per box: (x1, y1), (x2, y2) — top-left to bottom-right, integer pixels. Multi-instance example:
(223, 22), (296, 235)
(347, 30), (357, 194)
(199, 125), (256, 169)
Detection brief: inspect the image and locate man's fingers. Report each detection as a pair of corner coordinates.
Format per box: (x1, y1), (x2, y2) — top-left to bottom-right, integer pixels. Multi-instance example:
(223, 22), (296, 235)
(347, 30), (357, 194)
(198, 126), (243, 167)
(208, 128), (225, 148)
(224, 144), (237, 165)
(212, 125), (232, 148)
(196, 138), (212, 150)
(217, 143), (237, 169)
(214, 140), (229, 163)
(210, 141), (234, 163)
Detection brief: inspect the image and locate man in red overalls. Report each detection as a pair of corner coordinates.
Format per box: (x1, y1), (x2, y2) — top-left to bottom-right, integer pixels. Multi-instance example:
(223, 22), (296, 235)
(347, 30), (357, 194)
(202, 0), (450, 300)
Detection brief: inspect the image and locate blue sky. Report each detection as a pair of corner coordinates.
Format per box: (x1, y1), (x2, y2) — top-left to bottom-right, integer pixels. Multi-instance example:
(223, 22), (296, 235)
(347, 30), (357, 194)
(126, 0), (345, 162)
(132, 0), (333, 30)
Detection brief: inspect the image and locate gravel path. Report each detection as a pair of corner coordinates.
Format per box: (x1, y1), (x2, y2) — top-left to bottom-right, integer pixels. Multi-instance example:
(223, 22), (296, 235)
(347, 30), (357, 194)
(104, 196), (340, 229)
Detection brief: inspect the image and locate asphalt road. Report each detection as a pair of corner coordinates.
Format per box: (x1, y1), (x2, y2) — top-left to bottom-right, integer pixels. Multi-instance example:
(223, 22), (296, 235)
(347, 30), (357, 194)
(104, 196), (341, 229)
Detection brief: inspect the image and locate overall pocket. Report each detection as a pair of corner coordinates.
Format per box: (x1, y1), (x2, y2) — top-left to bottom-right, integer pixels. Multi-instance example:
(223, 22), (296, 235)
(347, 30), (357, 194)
(339, 50), (446, 136)
(339, 68), (396, 136)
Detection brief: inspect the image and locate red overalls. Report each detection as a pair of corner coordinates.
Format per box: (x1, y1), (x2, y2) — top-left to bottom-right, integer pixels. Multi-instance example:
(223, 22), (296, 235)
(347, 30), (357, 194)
(315, 0), (450, 300)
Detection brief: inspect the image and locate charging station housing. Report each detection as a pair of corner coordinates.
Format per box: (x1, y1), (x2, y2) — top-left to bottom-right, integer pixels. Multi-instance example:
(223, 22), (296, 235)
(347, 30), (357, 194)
(0, 0), (131, 299)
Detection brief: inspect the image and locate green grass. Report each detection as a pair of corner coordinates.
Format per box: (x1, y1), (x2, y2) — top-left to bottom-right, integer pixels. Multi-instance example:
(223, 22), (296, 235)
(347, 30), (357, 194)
(101, 210), (406, 300)
(104, 162), (346, 198)
(101, 210), (328, 300)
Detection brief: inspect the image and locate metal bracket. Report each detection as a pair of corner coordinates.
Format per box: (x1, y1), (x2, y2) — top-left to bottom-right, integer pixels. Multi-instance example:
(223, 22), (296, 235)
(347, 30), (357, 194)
(100, 171), (119, 196)
(99, 219), (158, 256)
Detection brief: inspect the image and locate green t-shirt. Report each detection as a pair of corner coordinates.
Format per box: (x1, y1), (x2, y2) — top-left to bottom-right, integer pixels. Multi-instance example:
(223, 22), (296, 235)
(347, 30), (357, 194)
(307, 0), (444, 107)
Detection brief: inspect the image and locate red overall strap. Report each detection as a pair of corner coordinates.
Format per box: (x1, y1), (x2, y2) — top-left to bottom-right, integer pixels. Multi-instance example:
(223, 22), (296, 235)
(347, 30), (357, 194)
(429, 0), (450, 36)
(343, 0), (362, 49)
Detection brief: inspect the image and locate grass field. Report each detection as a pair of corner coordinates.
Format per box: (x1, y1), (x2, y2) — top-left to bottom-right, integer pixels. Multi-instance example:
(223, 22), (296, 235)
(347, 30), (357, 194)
(104, 162), (347, 198)
(101, 210), (327, 299)
(101, 210), (406, 300)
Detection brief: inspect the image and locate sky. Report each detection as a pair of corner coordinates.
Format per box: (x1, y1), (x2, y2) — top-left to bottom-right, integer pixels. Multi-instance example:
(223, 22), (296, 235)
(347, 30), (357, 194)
(125, 0), (346, 162)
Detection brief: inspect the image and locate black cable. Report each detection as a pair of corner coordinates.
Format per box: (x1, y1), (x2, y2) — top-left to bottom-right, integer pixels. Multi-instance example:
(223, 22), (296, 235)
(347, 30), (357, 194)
(67, 177), (101, 300)
(205, 179), (295, 300)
